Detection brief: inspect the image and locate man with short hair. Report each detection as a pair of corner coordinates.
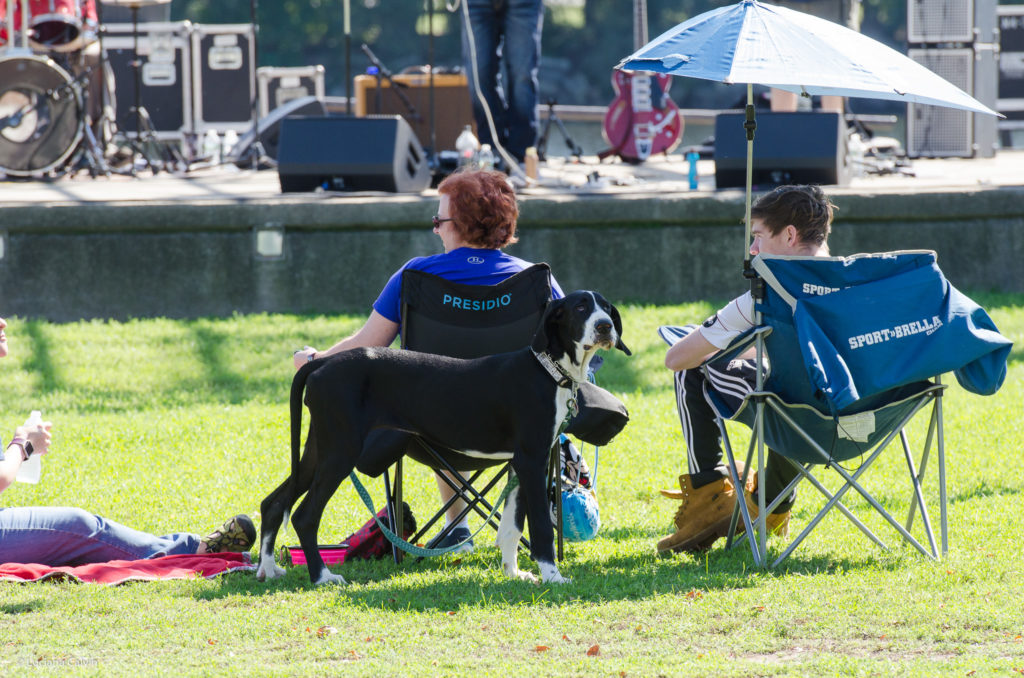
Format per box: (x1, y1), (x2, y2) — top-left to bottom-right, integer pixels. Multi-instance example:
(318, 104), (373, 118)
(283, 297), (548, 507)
(657, 185), (837, 554)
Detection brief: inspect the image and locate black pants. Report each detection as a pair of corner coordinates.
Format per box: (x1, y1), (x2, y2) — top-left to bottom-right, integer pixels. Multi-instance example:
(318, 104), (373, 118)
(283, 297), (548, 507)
(674, 359), (798, 512)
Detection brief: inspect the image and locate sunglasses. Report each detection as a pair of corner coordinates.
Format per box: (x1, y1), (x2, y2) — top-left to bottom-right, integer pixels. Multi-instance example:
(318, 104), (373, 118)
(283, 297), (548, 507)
(432, 216), (454, 228)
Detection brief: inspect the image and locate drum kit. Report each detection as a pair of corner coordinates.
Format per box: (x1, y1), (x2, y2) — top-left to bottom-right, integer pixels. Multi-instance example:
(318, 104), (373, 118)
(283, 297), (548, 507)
(0, 0), (173, 178)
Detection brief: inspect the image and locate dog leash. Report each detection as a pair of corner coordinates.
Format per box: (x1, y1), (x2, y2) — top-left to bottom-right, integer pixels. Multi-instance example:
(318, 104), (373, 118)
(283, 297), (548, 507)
(347, 471), (519, 558)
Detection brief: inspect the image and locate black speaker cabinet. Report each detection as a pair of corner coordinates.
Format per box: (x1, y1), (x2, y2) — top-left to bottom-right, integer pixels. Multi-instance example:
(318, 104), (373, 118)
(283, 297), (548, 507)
(714, 111), (848, 188)
(277, 115), (432, 193)
(230, 96), (327, 165)
(103, 21), (193, 139)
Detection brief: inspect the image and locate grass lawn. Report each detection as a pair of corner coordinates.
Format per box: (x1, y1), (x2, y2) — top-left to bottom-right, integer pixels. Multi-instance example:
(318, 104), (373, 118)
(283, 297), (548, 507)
(0, 298), (1021, 676)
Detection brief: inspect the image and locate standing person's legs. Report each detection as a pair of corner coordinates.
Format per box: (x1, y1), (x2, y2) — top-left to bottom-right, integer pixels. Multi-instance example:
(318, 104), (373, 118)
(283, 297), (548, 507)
(500, 0), (543, 161)
(0, 506), (200, 566)
(462, 0), (507, 151)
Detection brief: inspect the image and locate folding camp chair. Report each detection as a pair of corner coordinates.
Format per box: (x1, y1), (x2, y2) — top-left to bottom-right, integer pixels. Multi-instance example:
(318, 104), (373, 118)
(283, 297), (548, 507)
(379, 263), (562, 563)
(661, 250), (1012, 568)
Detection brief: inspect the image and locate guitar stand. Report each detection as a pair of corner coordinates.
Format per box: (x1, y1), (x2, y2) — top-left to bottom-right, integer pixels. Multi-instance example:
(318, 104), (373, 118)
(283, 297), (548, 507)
(536, 99), (583, 162)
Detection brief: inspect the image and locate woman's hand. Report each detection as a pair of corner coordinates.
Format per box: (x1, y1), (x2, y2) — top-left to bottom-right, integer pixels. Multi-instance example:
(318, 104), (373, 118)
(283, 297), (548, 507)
(293, 346), (317, 370)
(14, 421), (52, 458)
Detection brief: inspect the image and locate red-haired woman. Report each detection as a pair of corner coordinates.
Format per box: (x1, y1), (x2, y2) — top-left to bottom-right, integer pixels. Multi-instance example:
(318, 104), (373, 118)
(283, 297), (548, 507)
(293, 169), (562, 553)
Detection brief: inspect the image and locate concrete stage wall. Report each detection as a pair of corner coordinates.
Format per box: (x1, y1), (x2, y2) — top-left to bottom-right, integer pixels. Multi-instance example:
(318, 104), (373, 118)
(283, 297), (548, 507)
(2, 187), (1022, 321)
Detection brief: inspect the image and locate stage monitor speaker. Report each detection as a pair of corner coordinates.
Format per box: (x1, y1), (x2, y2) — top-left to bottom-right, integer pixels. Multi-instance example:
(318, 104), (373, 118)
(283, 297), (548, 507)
(277, 115), (431, 193)
(230, 96), (327, 166)
(714, 112), (848, 189)
(353, 72), (474, 152)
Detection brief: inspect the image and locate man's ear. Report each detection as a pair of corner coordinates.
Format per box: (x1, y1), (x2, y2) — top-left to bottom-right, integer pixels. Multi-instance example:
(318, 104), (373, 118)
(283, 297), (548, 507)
(531, 298), (565, 357)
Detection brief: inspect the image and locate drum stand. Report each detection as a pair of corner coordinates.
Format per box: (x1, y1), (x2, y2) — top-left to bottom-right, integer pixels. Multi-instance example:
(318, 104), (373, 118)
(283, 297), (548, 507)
(66, 64), (117, 178)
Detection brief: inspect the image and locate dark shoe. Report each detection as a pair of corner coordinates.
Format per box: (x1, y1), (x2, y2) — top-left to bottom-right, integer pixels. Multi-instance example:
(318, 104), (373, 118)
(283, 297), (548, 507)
(201, 514), (256, 554)
(426, 526), (474, 554)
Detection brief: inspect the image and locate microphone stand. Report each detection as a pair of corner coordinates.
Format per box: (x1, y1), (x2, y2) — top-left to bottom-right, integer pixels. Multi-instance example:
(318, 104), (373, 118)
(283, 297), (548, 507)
(360, 43), (422, 123)
(238, 0), (267, 169)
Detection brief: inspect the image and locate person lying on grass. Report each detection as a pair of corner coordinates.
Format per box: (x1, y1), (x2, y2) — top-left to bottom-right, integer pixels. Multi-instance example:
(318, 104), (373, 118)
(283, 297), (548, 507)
(0, 315), (256, 566)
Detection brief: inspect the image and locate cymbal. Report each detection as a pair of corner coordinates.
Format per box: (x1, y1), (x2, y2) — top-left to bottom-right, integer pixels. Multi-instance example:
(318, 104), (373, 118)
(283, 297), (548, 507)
(102, 0), (172, 7)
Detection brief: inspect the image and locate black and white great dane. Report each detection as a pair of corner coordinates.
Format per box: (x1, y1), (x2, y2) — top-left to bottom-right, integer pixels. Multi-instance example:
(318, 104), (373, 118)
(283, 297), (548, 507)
(256, 290), (630, 586)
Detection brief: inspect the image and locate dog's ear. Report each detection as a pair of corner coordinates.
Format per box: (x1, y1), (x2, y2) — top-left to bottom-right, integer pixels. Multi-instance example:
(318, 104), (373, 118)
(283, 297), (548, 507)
(608, 302), (632, 356)
(532, 297), (566, 358)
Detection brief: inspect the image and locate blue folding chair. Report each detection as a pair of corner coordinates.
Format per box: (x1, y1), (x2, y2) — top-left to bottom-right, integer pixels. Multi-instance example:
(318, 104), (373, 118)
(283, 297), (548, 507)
(661, 250), (1012, 567)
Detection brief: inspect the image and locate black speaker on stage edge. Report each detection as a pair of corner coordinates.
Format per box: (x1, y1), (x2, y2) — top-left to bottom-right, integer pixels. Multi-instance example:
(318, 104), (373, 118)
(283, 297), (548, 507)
(714, 111), (848, 189)
(277, 115), (432, 193)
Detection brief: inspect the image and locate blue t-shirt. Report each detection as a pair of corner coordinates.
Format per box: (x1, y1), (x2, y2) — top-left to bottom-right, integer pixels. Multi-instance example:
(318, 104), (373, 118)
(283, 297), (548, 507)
(373, 247), (564, 323)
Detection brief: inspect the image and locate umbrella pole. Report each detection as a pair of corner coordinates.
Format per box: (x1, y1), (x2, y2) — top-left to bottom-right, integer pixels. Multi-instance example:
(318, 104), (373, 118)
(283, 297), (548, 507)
(743, 83), (755, 267)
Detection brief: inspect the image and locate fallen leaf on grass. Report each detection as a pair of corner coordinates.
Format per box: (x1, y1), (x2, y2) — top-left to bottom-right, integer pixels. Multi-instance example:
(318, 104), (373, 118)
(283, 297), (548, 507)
(207, 639), (217, 645)
(446, 611), (457, 616)
(685, 590), (703, 600)
(316, 626), (338, 638)
(534, 645), (549, 652)
(587, 644), (600, 656)
(966, 671), (976, 676)
(562, 634), (570, 641)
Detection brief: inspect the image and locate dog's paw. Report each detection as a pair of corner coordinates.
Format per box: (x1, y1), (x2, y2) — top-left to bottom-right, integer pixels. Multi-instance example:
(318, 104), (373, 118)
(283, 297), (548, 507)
(502, 562), (538, 583)
(256, 560), (286, 581)
(313, 571), (348, 586)
(539, 561), (570, 584)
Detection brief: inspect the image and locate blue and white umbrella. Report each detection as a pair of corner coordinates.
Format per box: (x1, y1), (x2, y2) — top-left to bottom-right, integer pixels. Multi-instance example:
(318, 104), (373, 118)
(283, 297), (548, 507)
(617, 0), (999, 259)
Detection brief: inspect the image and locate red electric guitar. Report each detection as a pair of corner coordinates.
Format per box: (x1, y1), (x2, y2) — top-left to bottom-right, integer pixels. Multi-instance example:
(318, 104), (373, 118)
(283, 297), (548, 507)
(601, 0), (682, 163)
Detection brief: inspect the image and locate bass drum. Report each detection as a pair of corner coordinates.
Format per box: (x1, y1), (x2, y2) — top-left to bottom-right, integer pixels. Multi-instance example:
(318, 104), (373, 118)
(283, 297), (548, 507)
(0, 56), (83, 176)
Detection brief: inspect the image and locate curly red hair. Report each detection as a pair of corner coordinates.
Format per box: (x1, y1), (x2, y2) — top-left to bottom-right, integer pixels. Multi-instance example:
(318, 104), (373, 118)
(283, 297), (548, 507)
(437, 169), (519, 249)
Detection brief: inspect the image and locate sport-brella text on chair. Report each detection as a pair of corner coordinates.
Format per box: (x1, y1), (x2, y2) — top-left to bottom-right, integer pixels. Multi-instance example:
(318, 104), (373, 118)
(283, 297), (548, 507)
(616, 0), (1001, 263)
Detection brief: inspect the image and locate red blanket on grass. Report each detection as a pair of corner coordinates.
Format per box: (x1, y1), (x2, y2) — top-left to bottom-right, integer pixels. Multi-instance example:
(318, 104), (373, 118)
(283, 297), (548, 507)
(0, 552), (255, 585)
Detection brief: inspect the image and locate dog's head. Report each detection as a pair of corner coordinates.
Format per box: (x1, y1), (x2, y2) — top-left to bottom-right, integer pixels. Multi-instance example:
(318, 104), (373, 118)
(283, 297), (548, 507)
(531, 291), (631, 377)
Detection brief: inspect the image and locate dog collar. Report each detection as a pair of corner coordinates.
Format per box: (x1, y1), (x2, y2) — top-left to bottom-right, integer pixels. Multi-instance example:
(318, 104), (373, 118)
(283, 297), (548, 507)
(533, 350), (577, 389)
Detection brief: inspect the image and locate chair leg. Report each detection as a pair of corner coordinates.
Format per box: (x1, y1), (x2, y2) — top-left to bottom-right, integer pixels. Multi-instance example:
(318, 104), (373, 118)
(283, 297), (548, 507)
(384, 461), (403, 564)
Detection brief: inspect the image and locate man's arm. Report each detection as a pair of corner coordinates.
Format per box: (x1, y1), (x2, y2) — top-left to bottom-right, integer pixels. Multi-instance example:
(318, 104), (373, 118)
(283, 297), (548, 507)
(665, 329), (719, 372)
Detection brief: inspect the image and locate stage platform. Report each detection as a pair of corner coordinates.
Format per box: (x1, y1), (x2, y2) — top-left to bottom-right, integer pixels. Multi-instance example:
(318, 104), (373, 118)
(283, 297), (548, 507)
(1, 149), (1022, 207)
(2, 151), (1023, 321)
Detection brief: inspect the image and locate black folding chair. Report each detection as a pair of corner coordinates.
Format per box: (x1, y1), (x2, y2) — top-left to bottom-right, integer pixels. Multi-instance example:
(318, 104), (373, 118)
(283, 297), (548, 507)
(380, 263), (562, 562)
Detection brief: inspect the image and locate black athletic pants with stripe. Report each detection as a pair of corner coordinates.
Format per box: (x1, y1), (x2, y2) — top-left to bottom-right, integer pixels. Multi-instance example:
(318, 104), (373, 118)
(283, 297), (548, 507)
(674, 359), (798, 512)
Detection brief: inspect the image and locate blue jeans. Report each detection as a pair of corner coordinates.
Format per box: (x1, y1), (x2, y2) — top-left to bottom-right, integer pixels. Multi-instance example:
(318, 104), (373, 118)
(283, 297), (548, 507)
(0, 506), (200, 566)
(462, 0), (543, 162)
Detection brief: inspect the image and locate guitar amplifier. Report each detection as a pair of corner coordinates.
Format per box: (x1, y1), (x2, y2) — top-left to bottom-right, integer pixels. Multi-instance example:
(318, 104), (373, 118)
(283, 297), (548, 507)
(191, 23), (256, 134)
(354, 72), (474, 152)
(257, 65), (325, 119)
(102, 21), (193, 140)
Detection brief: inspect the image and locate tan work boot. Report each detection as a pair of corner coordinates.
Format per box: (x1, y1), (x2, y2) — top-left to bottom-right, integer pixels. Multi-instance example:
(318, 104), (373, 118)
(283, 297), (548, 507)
(656, 474), (741, 553)
(738, 483), (791, 537)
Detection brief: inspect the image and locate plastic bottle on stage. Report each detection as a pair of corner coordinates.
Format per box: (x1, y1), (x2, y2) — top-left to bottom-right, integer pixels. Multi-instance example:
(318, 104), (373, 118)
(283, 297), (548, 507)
(222, 129), (239, 161)
(686, 150), (700, 190)
(15, 411), (43, 485)
(203, 129), (222, 165)
(477, 144), (495, 170)
(455, 125), (480, 168)
(524, 146), (539, 180)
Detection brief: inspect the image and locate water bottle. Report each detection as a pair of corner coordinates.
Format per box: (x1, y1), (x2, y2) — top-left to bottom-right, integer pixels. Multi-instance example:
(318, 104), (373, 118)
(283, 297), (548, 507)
(477, 143), (495, 170)
(202, 129), (222, 165)
(15, 410), (43, 484)
(455, 124), (479, 168)
(221, 129), (239, 161)
(686, 150), (700, 190)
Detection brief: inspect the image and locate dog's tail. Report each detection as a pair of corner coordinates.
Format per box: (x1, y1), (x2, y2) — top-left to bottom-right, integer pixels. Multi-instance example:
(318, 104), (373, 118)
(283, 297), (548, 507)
(287, 359), (321, 516)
